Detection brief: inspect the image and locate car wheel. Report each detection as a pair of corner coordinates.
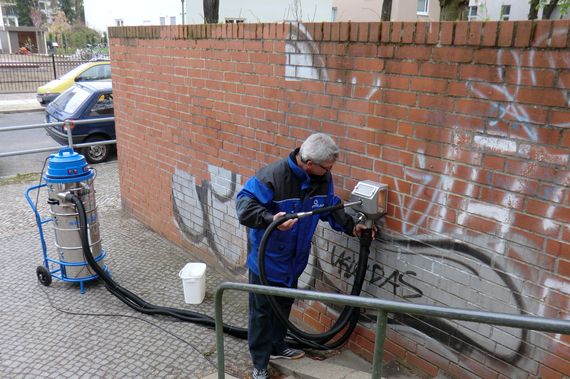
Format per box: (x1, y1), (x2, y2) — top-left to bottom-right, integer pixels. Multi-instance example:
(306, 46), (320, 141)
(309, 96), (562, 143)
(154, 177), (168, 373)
(81, 137), (111, 164)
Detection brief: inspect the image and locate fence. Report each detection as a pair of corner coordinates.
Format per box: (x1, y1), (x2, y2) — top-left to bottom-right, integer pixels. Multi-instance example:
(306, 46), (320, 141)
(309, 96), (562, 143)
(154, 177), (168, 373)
(0, 119), (116, 158)
(214, 282), (570, 379)
(0, 54), (97, 93)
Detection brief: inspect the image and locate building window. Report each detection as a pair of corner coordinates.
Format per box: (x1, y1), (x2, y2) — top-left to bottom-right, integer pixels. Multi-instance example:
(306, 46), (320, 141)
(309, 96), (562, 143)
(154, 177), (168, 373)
(417, 0), (429, 15)
(115, 19), (124, 26)
(468, 5), (478, 19)
(160, 17), (166, 25)
(225, 18), (245, 23)
(170, 16), (176, 25)
(500, 5), (511, 20)
(331, 6), (338, 21)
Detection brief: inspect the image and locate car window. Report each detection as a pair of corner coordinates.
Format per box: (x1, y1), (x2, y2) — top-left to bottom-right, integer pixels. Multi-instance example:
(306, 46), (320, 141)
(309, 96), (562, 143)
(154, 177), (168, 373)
(51, 86), (92, 114)
(78, 65), (108, 81)
(59, 64), (92, 80)
(88, 93), (114, 116)
(101, 64), (112, 79)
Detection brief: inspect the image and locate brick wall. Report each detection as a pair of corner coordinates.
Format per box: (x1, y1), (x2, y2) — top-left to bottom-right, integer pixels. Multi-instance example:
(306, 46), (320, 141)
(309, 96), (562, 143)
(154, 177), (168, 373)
(109, 21), (570, 378)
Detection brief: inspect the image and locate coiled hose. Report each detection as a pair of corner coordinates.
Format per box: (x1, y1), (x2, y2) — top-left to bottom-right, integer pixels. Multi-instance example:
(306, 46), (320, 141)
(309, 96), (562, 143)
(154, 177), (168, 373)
(70, 193), (371, 350)
(257, 203), (373, 349)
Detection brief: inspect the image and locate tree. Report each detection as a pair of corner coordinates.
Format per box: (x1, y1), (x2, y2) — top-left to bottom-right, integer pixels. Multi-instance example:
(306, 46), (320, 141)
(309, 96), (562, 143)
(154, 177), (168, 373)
(75, 0), (85, 25)
(203, 0), (219, 23)
(439, 0), (469, 20)
(529, 0), (569, 19)
(15, 0), (40, 26)
(58, 0), (76, 24)
(381, 0), (392, 21)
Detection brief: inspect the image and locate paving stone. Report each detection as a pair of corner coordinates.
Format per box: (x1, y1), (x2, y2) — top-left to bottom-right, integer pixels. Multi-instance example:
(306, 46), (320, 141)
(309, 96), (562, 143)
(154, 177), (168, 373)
(0, 161), (250, 378)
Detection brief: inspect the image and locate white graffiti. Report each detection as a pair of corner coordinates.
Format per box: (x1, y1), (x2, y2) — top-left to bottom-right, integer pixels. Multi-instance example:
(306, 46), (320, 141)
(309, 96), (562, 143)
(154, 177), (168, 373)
(282, 21), (570, 374)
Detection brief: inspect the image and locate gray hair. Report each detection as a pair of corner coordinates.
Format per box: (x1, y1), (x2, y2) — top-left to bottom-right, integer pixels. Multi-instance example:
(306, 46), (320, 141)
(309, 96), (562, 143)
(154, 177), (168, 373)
(299, 133), (339, 164)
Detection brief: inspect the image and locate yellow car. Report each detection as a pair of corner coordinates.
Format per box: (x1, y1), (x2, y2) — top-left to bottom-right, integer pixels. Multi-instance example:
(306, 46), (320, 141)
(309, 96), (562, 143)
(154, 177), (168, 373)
(37, 60), (111, 104)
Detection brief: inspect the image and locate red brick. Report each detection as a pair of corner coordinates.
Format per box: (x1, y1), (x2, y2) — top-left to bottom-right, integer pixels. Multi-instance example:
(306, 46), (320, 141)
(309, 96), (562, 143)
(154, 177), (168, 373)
(460, 64), (503, 82)
(432, 46), (473, 62)
(513, 212), (560, 238)
(454, 21), (469, 45)
(515, 20), (534, 47)
(533, 20), (552, 47)
(349, 22), (359, 42)
(402, 22), (415, 43)
(406, 352), (439, 377)
(427, 22), (440, 44)
(550, 20), (570, 48)
(419, 62), (457, 78)
(395, 45), (431, 60)
(415, 22), (428, 44)
(339, 22), (350, 41)
(498, 22), (515, 47)
(410, 77), (447, 93)
(368, 22), (380, 43)
(559, 259), (570, 277)
(468, 21), (483, 45)
(440, 22), (454, 45)
(381, 22), (391, 43)
(479, 21), (498, 46)
(418, 94), (453, 111)
(539, 364), (564, 379)
(391, 22), (403, 43)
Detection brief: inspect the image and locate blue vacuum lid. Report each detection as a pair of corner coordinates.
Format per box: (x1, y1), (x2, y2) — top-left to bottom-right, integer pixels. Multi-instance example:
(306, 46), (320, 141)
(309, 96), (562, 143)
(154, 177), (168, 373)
(43, 147), (94, 183)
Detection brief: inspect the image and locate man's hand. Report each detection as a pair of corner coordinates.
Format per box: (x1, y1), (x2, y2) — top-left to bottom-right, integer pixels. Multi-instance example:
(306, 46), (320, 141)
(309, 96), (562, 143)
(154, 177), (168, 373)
(353, 223), (378, 240)
(274, 211), (298, 231)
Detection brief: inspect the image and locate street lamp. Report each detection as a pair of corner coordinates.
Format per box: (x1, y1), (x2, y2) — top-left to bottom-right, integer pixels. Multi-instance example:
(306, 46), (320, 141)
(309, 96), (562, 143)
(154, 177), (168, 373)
(181, 0), (185, 24)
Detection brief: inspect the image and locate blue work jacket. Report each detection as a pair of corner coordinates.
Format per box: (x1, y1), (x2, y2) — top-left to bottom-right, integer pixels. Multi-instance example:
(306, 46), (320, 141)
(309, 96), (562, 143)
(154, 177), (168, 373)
(236, 149), (355, 287)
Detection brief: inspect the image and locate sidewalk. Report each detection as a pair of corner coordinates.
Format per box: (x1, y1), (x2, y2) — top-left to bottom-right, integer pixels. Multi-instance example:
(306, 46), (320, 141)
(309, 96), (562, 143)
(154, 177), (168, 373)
(0, 92), (44, 113)
(0, 161), (248, 378)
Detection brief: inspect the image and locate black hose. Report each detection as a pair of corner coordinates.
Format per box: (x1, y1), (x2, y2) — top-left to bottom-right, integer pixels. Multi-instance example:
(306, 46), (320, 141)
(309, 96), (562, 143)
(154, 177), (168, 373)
(68, 193), (248, 339)
(257, 205), (373, 350)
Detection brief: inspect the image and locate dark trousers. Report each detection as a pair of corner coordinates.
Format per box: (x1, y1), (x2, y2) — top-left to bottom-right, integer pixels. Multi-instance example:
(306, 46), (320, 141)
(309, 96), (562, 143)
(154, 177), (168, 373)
(248, 270), (296, 369)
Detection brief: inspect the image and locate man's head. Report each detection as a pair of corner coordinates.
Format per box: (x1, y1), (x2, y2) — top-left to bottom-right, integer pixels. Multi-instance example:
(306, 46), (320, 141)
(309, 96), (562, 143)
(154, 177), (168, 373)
(299, 133), (339, 176)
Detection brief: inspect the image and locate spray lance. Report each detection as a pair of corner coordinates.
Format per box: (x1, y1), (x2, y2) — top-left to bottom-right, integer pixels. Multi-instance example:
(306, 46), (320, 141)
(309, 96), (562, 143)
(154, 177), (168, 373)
(257, 180), (388, 349)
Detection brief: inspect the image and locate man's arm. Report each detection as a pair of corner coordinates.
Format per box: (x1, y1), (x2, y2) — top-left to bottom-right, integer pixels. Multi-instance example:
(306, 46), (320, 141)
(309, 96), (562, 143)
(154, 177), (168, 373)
(236, 176), (275, 229)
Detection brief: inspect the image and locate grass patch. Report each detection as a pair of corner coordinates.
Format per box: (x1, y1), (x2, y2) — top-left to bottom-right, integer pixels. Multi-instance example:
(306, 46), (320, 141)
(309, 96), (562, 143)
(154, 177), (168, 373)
(0, 172), (41, 186)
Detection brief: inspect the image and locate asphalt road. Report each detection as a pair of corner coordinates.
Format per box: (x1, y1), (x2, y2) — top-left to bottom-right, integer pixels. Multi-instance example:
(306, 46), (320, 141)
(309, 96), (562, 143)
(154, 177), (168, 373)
(0, 111), (60, 178)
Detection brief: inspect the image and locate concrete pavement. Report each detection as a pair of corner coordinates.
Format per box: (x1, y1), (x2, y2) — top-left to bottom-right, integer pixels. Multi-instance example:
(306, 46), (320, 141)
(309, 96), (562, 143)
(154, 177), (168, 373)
(0, 161), (249, 378)
(0, 92), (44, 113)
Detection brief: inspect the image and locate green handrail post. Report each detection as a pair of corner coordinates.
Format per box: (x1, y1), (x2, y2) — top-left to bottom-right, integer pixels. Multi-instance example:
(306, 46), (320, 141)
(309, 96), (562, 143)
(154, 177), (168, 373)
(372, 310), (387, 379)
(215, 285), (225, 379)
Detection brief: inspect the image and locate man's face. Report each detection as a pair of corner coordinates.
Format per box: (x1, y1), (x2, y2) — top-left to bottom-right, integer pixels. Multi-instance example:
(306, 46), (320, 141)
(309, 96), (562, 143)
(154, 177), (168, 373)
(305, 160), (335, 177)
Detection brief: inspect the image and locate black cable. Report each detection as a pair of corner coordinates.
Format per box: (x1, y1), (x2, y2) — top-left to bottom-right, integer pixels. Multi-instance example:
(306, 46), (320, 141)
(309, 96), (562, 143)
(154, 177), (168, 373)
(257, 204), (373, 350)
(37, 285), (217, 368)
(67, 193), (248, 339)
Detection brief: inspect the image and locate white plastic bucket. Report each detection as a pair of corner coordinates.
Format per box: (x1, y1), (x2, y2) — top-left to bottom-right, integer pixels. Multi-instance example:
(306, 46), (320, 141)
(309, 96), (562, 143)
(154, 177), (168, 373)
(178, 262), (207, 304)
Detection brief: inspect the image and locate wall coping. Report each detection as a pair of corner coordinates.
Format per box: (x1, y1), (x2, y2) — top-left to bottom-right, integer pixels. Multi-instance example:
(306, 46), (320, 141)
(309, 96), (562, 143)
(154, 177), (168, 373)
(108, 20), (570, 49)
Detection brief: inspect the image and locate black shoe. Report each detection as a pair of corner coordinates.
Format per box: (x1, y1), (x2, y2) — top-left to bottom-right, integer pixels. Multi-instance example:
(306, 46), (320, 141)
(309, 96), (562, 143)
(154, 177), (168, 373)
(270, 347), (305, 360)
(252, 367), (269, 379)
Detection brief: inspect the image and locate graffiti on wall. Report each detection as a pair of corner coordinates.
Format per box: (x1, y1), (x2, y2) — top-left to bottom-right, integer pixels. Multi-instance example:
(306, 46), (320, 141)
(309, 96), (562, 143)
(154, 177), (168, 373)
(283, 22), (569, 374)
(172, 166), (247, 276)
(170, 22), (569, 376)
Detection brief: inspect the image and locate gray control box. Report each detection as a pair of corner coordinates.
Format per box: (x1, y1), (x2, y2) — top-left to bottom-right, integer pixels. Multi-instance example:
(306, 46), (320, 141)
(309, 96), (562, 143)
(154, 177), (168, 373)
(349, 180), (388, 218)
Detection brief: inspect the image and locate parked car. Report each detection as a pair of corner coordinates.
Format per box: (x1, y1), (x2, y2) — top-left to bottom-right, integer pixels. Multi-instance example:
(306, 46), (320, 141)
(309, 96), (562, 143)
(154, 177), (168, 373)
(45, 81), (115, 163)
(37, 60), (111, 105)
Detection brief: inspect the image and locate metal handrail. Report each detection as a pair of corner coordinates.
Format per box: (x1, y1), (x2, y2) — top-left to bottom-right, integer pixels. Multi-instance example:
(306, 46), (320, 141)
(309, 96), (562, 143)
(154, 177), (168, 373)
(214, 282), (570, 379)
(0, 118), (115, 158)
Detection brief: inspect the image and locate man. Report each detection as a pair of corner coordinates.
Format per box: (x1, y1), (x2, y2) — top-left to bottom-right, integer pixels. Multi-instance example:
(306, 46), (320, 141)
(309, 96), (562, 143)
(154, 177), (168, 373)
(236, 133), (370, 379)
